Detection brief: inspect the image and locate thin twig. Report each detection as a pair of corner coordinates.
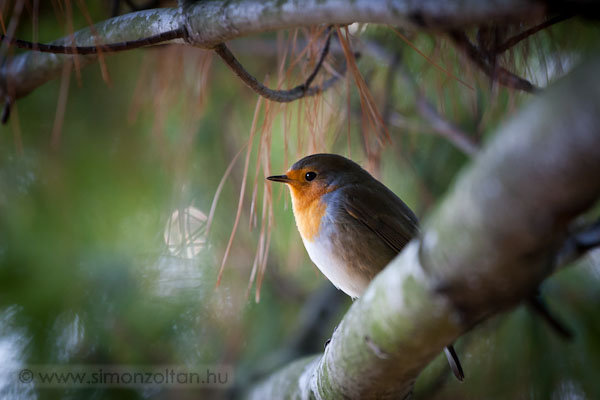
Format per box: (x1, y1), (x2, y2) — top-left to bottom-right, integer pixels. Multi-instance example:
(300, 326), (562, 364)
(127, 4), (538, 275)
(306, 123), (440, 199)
(449, 30), (539, 93)
(389, 99), (479, 157)
(303, 26), (332, 89)
(213, 28), (343, 103)
(0, 27), (185, 54)
(494, 14), (572, 54)
(415, 98), (479, 156)
(387, 26), (474, 91)
(363, 40), (479, 156)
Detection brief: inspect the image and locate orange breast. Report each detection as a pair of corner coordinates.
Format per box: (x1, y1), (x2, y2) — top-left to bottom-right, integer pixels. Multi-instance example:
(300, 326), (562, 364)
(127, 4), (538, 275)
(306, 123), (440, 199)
(289, 186), (328, 242)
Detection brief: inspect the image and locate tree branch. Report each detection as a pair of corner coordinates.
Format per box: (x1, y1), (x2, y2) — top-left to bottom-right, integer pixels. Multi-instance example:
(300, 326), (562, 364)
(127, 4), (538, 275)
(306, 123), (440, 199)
(0, 28), (185, 54)
(246, 52), (600, 399)
(213, 28), (338, 103)
(0, 8), (184, 101)
(363, 41), (479, 156)
(397, 61), (480, 156)
(494, 14), (572, 54)
(1, 0), (551, 102)
(449, 30), (540, 93)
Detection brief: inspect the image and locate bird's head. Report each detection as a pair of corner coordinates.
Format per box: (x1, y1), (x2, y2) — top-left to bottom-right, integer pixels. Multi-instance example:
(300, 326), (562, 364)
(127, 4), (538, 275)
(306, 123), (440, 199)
(266, 153), (370, 205)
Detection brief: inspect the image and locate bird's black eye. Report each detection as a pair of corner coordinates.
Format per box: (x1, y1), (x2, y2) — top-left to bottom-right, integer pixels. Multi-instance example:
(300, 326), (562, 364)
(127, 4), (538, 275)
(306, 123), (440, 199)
(305, 172), (317, 181)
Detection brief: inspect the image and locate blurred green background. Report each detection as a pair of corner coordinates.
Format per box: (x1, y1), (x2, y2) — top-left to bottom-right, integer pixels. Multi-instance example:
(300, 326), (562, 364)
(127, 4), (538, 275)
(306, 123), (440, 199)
(1, 2), (600, 399)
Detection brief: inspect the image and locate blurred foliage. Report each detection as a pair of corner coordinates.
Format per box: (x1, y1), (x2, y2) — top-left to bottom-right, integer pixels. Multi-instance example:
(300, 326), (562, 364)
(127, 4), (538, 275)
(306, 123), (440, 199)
(1, 2), (600, 399)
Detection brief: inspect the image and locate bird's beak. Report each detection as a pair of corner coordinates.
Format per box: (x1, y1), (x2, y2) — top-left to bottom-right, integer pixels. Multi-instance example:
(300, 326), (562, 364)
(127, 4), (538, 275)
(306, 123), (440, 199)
(266, 174), (291, 183)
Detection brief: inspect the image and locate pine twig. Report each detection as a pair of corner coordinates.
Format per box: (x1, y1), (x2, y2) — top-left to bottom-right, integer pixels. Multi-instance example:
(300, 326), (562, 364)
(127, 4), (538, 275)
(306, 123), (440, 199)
(449, 30), (539, 93)
(494, 14), (572, 54)
(0, 27), (185, 55)
(213, 28), (345, 103)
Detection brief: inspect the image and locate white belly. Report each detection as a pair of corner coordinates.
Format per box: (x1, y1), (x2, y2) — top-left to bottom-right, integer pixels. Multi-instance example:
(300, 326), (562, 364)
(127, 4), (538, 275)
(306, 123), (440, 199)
(302, 236), (368, 299)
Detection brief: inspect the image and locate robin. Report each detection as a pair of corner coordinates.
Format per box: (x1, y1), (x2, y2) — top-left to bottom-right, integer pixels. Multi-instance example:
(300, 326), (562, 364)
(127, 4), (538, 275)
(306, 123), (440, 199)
(267, 153), (464, 381)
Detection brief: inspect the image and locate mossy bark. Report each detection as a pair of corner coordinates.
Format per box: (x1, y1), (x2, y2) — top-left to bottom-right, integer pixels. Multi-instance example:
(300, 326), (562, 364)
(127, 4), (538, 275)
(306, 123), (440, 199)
(246, 53), (600, 399)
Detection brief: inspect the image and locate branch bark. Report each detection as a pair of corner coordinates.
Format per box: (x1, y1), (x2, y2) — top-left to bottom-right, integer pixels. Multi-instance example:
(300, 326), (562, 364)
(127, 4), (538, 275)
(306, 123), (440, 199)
(246, 52), (600, 399)
(0, 8), (183, 100)
(1, 0), (550, 101)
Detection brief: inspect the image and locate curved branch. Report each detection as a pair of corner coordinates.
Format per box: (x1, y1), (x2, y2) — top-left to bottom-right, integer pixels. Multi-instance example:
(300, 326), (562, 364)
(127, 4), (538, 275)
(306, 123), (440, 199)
(0, 28), (185, 54)
(213, 28), (336, 102)
(247, 52), (600, 399)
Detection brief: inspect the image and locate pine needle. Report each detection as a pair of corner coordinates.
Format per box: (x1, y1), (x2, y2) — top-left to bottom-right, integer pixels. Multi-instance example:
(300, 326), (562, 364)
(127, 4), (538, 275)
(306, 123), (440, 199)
(252, 190), (269, 302)
(75, 0), (111, 85)
(387, 26), (474, 91)
(216, 93), (264, 287)
(0, 10), (6, 35)
(64, 0), (82, 87)
(336, 26), (391, 148)
(127, 52), (152, 124)
(50, 59), (72, 150)
(205, 143), (247, 239)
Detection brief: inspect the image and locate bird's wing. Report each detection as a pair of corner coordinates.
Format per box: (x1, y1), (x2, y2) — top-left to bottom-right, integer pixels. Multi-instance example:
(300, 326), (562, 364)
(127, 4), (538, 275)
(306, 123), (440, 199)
(340, 183), (419, 254)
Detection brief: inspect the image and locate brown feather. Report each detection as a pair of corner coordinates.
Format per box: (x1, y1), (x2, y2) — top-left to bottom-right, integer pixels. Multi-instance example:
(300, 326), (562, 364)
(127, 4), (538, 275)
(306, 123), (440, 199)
(341, 182), (419, 255)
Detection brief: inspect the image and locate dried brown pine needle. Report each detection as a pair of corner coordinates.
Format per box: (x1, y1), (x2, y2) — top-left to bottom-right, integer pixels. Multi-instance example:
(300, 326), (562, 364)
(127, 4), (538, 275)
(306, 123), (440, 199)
(75, 0), (111, 85)
(51, 59), (73, 150)
(217, 93), (264, 286)
(205, 144), (247, 238)
(336, 26), (390, 150)
(63, 0), (82, 86)
(388, 26), (474, 91)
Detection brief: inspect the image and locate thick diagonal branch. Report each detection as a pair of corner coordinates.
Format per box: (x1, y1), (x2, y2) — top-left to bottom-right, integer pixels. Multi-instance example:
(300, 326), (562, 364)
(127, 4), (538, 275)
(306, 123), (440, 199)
(247, 52), (600, 399)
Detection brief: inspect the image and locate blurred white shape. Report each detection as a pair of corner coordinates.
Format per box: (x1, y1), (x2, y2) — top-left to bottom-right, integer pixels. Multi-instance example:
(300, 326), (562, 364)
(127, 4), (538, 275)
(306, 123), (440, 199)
(153, 255), (205, 297)
(164, 206), (207, 259)
(529, 52), (580, 87)
(348, 22), (367, 35)
(0, 306), (35, 400)
(552, 380), (585, 400)
(54, 313), (84, 363)
(586, 248), (600, 280)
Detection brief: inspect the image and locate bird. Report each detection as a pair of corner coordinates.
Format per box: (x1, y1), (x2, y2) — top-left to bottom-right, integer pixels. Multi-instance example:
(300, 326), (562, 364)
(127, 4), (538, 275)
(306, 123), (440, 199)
(267, 153), (464, 381)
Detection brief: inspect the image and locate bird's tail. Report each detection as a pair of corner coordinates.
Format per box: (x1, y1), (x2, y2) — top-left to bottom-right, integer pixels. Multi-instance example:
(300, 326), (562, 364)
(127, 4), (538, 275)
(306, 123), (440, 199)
(444, 345), (465, 381)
